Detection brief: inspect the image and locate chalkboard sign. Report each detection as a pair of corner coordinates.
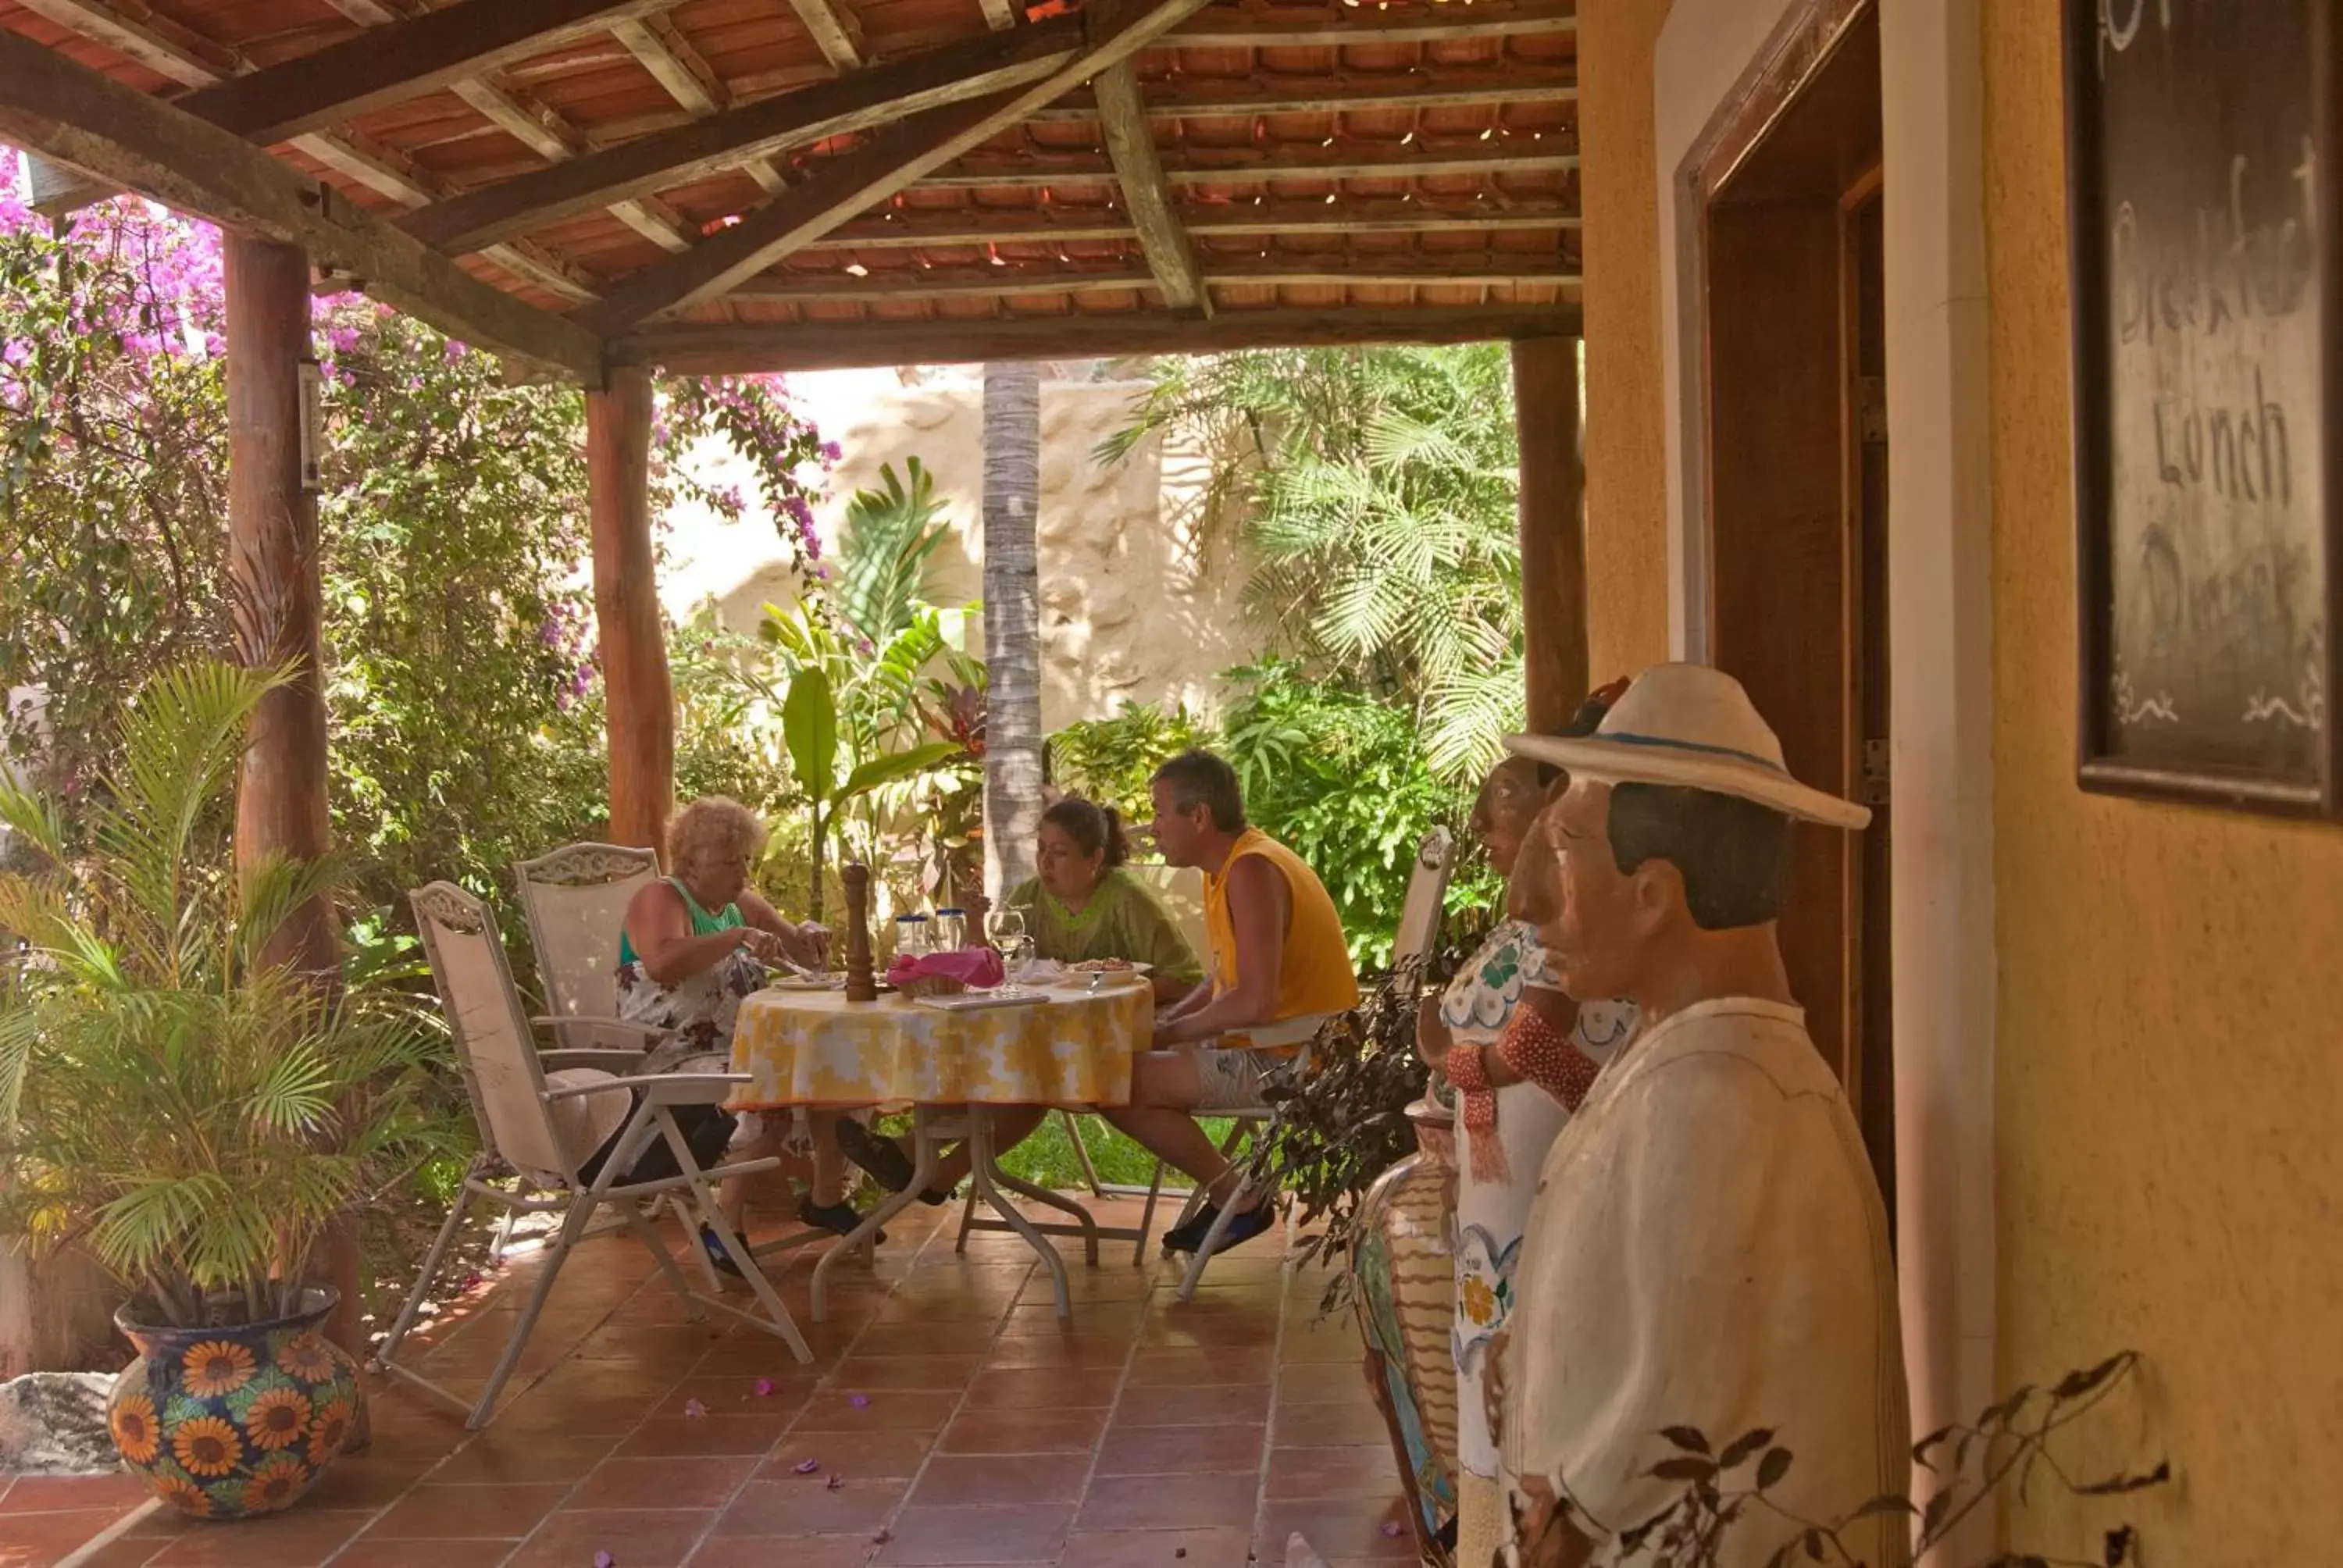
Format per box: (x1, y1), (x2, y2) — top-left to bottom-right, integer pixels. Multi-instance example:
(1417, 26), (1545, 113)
(2063, 0), (2341, 814)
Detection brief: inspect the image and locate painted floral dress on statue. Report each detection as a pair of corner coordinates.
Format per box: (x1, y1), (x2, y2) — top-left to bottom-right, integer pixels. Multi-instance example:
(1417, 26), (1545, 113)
(1443, 919), (1638, 1484)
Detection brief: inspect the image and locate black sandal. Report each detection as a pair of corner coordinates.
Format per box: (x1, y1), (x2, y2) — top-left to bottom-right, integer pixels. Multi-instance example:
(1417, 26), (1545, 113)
(834, 1120), (953, 1205)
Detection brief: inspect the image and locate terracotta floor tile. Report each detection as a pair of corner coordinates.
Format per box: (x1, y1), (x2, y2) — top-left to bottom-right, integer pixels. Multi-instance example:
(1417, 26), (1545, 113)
(906, 1453), (1091, 1507)
(425, 1431), (619, 1484)
(935, 1407), (1109, 1455)
(873, 1503), (1075, 1565)
(575, 1454), (758, 1509)
(654, 1373), (821, 1420)
(1093, 1422), (1264, 1477)
(758, 1428), (937, 1482)
(66, 1538), (167, 1568)
(1255, 1499), (1416, 1561)
(362, 1481), (572, 1539)
(309, 1541), (510, 1568)
(995, 1300), (1145, 1336)
(488, 1391), (662, 1438)
(687, 1535), (879, 1568)
(575, 1323), (729, 1361)
(1271, 1402), (1390, 1449)
(1125, 1349), (1275, 1388)
(1076, 1474), (1258, 1532)
(0, 1508), (144, 1567)
(616, 1413), (793, 1457)
(1138, 1320), (1279, 1352)
(829, 1354), (987, 1390)
(1264, 1446), (1402, 1500)
(298, 1458), (433, 1511)
(0, 1474), (149, 1514)
(963, 1367), (1125, 1410)
(979, 1338), (1130, 1372)
(848, 1323), (1004, 1359)
(1274, 1363), (1379, 1404)
(1276, 1321), (1364, 1365)
(711, 1477), (907, 1536)
(1014, 1272), (1157, 1306)
(795, 1389), (964, 1434)
(1113, 1383), (1272, 1427)
(507, 1507), (716, 1568)
(874, 1294), (1016, 1325)
(141, 1508), (373, 1566)
(1059, 1527), (1256, 1568)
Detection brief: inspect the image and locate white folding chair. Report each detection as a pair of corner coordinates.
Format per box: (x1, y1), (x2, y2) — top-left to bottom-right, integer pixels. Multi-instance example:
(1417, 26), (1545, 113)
(1156, 828), (1454, 1300)
(376, 882), (812, 1429)
(514, 842), (669, 1053)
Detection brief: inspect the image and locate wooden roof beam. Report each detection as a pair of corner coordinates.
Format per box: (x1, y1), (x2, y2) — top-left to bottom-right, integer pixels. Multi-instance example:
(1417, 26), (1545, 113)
(1029, 71), (1577, 122)
(727, 258), (1578, 301)
(611, 303), (1578, 372)
(169, 0), (683, 147)
(401, 17), (1086, 255)
(1169, 0), (1578, 48)
(800, 194), (1579, 251)
(915, 142), (1578, 189)
(0, 30), (602, 380)
(12, 0), (244, 87)
(608, 13), (791, 194)
(573, 0), (1219, 334)
(784, 0), (869, 70)
(1092, 63), (1207, 313)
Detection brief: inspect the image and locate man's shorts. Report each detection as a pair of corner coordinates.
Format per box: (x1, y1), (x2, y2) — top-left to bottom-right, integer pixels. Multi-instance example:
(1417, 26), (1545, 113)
(1192, 1047), (1276, 1110)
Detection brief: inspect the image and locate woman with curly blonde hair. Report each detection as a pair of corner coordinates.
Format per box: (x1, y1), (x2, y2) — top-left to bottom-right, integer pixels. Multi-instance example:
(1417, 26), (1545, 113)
(613, 796), (863, 1261)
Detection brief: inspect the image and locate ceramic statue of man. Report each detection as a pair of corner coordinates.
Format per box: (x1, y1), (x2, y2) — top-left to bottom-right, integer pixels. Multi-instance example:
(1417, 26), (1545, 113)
(1489, 664), (1908, 1568)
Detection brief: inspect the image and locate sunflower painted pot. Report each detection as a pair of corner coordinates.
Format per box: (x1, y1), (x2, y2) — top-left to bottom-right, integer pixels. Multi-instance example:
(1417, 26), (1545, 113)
(108, 1287), (361, 1520)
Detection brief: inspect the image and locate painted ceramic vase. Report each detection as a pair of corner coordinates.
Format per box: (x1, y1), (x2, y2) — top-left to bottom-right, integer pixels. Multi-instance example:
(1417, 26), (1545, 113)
(109, 1286), (361, 1520)
(1351, 1096), (1460, 1565)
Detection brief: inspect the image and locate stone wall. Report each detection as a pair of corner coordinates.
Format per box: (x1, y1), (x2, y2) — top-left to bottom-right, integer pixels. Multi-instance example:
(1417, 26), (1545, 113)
(657, 365), (1262, 729)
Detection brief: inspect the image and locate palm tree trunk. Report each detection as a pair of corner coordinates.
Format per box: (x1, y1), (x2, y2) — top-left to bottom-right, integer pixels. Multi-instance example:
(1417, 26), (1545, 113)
(980, 361), (1044, 900)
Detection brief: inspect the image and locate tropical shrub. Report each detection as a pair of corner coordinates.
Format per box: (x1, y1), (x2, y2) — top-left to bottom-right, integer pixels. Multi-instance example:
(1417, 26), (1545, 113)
(1047, 701), (1219, 827)
(0, 663), (447, 1327)
(1104, 343), (1531, 779)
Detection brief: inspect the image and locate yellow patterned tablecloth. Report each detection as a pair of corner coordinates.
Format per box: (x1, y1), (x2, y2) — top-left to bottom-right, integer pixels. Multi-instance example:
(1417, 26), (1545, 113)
(726, 984), (1154, 1110)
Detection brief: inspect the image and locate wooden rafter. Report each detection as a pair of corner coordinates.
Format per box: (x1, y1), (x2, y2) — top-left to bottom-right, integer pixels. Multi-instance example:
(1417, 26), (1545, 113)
(1092, 63), (1207, 312)
(1028, 70), (1577, 122)
(169, 0), (679, 147)
(573, 0), (1219, 334)
(15, 0), (601, 296)
(727, 256), (1578, 301)
(401, 18), (1085, 255)
(799, 194), (1580, 251)
(611, 303), (1579, 373)
(0, 29), (601, 379)
(783, 0), (868, 71)
(914, 141), (1578, 189)
(1168, 0), (1578, 48)
(608, 13), (791, 195)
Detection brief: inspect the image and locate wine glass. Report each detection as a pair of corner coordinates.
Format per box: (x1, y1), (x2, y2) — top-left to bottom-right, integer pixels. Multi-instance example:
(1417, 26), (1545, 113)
(984, 907), (1028, 980)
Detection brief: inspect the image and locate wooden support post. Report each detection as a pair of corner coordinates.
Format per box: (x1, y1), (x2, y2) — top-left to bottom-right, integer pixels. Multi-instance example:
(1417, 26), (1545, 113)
(1513, 336), (1589, 732)
(587, 364), (675, 855)
(223, 232), (360, 1364)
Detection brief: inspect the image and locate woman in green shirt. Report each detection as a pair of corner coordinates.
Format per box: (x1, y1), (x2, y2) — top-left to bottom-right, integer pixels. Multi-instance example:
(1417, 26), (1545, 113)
(1011, 796), (1203, 1003)
(834, 796), (1204, 1203)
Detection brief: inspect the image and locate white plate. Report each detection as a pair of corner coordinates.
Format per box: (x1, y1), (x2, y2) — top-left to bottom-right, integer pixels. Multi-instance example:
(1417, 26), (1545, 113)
(770, 972), (845, 992)
(1061, 960), (1153, 978)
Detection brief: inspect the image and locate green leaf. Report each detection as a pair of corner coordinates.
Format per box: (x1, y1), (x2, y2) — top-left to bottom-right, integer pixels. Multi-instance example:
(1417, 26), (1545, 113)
(840, 741), (967, 800)
(783, 666), (840, 803)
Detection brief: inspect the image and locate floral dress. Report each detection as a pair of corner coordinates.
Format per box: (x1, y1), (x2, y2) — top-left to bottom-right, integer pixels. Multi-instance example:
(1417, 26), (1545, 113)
(615, 878), (765, 1054)
(1443, 920), (1638, 1481)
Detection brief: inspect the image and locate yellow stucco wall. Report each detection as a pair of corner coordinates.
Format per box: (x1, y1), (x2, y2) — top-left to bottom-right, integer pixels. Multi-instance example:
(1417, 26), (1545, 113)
(1577, 0), (1676, 682)
(1982, 2), (2343, 1558)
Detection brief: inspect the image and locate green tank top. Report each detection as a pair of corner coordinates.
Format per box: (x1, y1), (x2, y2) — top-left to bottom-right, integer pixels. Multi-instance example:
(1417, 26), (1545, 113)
(618, 877), (744, 966)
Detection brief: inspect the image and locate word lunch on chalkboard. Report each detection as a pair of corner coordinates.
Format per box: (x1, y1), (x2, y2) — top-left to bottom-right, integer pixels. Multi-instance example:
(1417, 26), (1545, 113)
(2063, 0), (2341, 816)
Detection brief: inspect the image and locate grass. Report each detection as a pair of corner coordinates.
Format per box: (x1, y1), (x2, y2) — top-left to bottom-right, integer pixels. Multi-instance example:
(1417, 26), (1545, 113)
(874, 1111), (1246, 1192)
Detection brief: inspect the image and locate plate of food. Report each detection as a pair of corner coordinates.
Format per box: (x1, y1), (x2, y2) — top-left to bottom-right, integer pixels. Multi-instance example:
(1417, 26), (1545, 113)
(1050, 958), (1153, 987)
(769, 971), (845, 992)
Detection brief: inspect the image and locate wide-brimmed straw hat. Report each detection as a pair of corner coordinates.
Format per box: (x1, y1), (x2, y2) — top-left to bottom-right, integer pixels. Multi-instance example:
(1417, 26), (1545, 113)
(1503, 663), (1871, 831)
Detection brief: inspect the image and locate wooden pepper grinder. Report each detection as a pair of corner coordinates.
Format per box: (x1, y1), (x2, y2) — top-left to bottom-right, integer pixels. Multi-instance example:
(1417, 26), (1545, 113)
(842, 862), (878, 1003)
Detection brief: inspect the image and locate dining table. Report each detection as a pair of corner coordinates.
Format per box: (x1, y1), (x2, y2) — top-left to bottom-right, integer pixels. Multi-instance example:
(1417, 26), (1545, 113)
(726, 973), (1157, 1318)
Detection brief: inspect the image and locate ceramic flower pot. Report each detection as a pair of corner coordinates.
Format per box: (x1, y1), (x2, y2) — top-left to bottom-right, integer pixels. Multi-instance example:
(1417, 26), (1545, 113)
(108, 1286), (361, 1520)
(1350, 1096), (1460, 1565)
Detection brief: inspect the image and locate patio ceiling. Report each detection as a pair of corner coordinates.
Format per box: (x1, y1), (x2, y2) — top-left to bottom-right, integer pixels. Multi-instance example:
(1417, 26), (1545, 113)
(0, 0), (1582, 380)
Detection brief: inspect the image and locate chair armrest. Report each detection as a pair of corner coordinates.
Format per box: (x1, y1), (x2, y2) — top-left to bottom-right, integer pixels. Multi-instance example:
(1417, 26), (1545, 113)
(642, 1073), (753, 1105)
(541, 1076), (637, 1104)
(532, 1015), (670, 1049)
(540, 1049), (656, 1074)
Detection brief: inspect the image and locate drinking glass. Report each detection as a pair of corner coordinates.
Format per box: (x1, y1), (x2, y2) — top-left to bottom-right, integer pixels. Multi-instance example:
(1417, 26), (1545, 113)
(933, 907), (968, 953)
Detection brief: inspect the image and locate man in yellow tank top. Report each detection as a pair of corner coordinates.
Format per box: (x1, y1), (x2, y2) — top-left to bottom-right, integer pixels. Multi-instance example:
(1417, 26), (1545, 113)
(1099, 750), (1359, 1256)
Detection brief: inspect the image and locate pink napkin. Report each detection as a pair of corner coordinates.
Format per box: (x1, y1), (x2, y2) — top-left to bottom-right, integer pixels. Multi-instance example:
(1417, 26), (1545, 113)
(885, 946), (1005, 989)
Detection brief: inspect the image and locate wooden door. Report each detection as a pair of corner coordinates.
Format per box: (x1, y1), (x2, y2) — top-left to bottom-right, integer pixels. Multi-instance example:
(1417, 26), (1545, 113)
(1689, 1), (1895, 1225)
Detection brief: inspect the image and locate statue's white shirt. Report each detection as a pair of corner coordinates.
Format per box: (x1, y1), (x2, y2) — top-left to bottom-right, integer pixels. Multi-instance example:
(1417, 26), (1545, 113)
(1499, 997), (1910, 1567)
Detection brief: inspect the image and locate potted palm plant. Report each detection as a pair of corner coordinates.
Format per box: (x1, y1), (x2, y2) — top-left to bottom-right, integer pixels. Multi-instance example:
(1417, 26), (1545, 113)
(0, 661), (442, 1520)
